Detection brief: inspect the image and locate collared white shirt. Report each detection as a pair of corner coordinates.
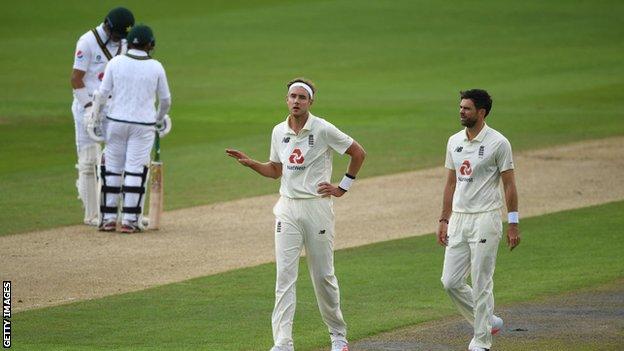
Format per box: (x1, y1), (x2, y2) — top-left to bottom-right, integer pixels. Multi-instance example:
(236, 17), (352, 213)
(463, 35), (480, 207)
(270, 113), (353, 199)
(73, 24), (126, 94)
(445, 124), (514, 213)
(99, 49), (171, 125)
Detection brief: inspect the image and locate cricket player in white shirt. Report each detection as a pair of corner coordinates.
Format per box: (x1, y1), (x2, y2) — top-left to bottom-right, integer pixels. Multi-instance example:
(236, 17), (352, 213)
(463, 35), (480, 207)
(92, 24), (171, 233)
(437, 89), (520, 351)
(71, 7), (134, 226)
(226, 78), (366, 351)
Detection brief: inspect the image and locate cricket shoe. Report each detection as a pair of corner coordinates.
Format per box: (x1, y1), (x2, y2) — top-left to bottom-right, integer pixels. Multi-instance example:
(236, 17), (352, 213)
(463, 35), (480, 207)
(491, 315), (503, 335)
(331, 340), (349, 351)
(120, 222), (141, 234)
(269, 345), (294, 351)
(469, 348), (489, 351)
(84, 217), (99, 227)
(98, 219), (117, 232)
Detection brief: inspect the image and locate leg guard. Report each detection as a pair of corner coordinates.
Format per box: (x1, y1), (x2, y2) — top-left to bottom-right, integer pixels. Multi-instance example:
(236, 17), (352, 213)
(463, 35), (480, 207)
(121, 166), (149, 227)
(77, 144), (101, 225)
(99, 165), (122, 223)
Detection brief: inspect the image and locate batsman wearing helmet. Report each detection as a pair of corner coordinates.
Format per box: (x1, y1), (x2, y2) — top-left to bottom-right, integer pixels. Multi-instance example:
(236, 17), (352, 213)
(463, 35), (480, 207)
(227, 78), (366, 351)
(93, 24), (172, 233)
(70, 7), (134, 226)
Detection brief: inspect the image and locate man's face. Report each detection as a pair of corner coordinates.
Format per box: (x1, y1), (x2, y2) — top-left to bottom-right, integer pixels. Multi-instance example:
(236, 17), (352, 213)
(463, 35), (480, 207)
(286, 87), (312, 118)
(459, 98), (483, 128)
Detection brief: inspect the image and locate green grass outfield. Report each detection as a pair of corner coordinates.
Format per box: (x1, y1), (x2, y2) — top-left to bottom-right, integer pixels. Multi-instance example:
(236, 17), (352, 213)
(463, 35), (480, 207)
(12, 201), (624, 350)
(1, 0), (623, 235)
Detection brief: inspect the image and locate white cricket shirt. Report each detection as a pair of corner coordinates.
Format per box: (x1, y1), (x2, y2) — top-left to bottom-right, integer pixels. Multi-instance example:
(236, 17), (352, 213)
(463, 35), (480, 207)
(73, 24), (126, 94)
(99, 49), (171, 125)
(445, 124), (514, 213)
(270, 113), (354, 199)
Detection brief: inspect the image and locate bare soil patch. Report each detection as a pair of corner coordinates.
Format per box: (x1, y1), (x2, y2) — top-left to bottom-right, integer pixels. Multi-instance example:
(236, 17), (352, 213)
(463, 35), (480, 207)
(1, 137), (623, 312)
(351, 280), (624, 351)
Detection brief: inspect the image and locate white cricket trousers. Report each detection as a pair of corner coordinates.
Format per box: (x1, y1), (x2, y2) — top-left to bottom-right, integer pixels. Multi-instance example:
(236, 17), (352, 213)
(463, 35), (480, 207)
(441, 209), (502, 350)
(271, 196), (347, 348)
(103, 120), (154, 222)
(72, 99), (106, 223)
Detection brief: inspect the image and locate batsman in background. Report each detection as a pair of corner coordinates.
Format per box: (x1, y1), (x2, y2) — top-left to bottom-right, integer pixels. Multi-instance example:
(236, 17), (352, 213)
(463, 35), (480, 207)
(70, 7), (134, 226)
(437, 89), (520, 351)
(226, 78), (366, 351)
(90, 24), (172, 233)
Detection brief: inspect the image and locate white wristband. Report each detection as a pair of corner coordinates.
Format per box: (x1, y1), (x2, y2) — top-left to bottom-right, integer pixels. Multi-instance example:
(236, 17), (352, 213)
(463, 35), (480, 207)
(508, 211), (519, 224)
(338, 173), (355, 192)
(73, 87), (91, 107)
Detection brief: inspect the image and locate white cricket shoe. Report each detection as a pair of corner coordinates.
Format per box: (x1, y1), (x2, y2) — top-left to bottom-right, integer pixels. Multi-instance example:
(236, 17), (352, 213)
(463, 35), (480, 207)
(469, 348), (489, 351)
(270, 345), (294, 351)
(331, 340), (349, 351)
(491, 314), (504, 335)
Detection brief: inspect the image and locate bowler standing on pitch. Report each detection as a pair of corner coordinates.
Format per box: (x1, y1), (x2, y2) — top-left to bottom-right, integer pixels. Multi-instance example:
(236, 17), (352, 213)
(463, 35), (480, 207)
(94, 24), (171, 233)
(437, 89), (520, 351)
(70, 7), (134, 226)
(226, 78), (366, 351)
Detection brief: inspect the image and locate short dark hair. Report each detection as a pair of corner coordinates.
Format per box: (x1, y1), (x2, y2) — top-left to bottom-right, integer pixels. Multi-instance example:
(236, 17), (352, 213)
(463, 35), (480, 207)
(287, 77), (316, 97)
(460, 89), (492, 117)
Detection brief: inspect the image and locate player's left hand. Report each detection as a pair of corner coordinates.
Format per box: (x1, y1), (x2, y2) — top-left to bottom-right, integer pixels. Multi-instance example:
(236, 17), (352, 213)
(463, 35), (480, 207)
(507, 224), (520, 251)
(317, 182), (346, 198)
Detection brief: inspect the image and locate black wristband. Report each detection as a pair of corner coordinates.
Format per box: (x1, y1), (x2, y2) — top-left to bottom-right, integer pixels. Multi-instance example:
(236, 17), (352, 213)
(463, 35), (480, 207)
(345, 173), (356, 179)
(338, 186), (348, 192)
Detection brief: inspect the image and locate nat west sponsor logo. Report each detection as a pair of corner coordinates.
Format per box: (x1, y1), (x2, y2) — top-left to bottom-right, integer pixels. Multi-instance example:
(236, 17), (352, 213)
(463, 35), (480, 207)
(288, 148), (304, 164)
(458, 160), (473, 182)
(459, 160), (472, 176)
(286, 165), (306, 171)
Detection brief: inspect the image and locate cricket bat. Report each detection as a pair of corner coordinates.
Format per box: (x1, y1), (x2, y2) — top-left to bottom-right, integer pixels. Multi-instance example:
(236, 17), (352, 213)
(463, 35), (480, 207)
(148, 132), (163, 230)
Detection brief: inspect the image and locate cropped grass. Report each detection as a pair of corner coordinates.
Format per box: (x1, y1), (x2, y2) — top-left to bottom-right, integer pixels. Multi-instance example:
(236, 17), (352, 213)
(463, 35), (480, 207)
(12, 201), (624, 350)
(1, 0), (623, 235)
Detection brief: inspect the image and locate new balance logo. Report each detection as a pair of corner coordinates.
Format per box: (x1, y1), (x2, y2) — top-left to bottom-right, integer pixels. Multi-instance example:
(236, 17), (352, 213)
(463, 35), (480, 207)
(455, 146), (463, 152)
(282, 137), (290, 143)
(319, 229), (326, 234)
(479, 239), (487, 243)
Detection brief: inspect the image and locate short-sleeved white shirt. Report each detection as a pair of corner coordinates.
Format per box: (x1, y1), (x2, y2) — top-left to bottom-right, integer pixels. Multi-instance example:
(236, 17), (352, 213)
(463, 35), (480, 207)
(72, 24), (127, 95)
(270, 113), (353, 199)
(445, 124), (514, 213)
(98, 49), (171, 125)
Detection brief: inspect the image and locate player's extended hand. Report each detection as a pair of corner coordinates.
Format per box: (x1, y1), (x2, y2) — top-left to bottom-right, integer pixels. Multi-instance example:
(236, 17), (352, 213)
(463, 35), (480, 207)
(507, 223), (520, 251)
(317, 182), (346, 198)
(437, 222), (448, 247)
(225, 149), (255, 167)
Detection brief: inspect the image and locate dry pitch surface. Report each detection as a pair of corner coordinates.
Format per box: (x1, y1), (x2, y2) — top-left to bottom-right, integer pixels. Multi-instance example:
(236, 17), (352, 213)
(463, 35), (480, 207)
(1, 137), (623, 312)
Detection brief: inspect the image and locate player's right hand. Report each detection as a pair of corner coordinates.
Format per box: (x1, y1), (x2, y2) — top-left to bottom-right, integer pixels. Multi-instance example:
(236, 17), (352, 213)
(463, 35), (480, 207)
(226, 149), (254, 167)
(436, 222), (448, 247)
